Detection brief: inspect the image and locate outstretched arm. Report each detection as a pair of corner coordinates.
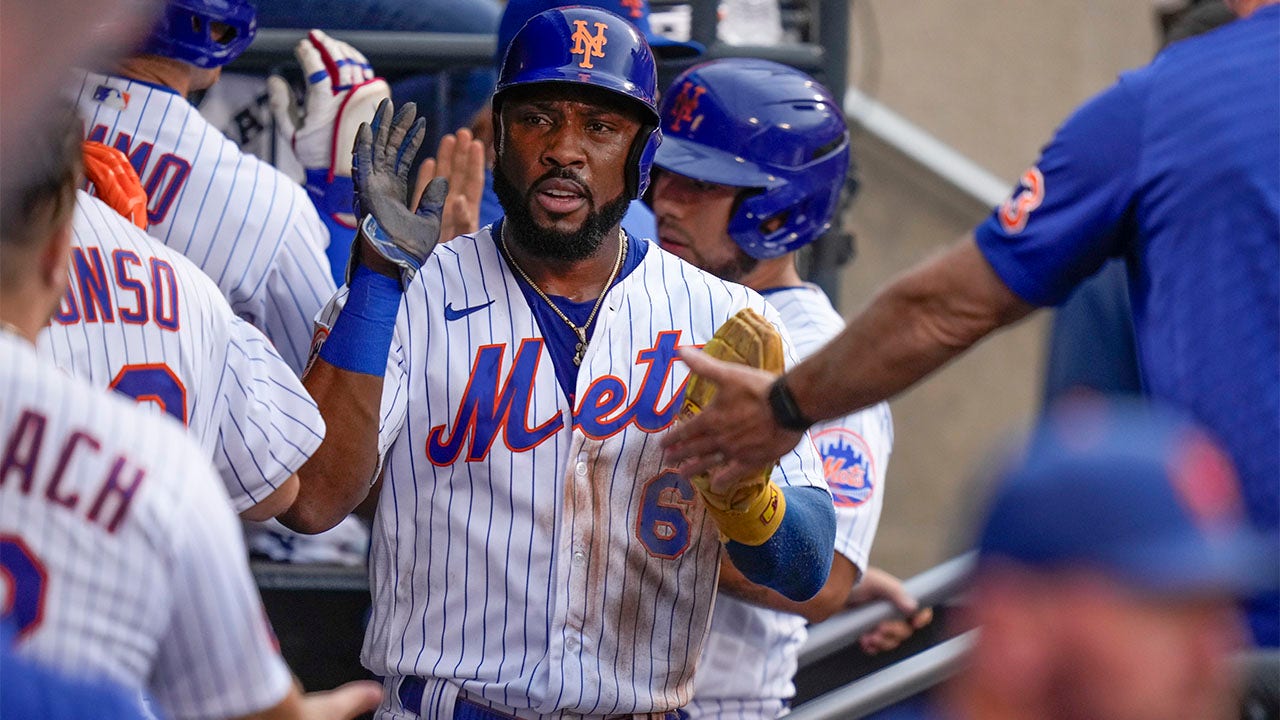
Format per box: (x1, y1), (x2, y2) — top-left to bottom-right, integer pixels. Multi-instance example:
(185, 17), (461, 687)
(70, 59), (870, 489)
(281, 99), (446, 534)
(664, 235), (1032, 488)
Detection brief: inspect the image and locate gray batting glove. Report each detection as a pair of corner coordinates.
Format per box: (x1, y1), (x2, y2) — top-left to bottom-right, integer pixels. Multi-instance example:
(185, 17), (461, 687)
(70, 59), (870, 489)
(350, 98), (447, 288)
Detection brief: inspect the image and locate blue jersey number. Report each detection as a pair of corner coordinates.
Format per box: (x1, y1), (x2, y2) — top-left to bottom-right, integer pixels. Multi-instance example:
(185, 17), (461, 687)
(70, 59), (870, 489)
(636, 471), (696, 559)
(0, 535), (48, 640)
(108, 363), (188, 426)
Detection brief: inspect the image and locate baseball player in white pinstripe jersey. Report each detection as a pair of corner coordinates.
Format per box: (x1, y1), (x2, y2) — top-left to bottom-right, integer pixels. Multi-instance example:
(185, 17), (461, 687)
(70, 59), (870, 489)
(649, 59), (931, 719)
(282, 9), (837, 720)
(0, 98), (380, 720)
(38, 181), (324, 520)
(71, 0), (352, 374)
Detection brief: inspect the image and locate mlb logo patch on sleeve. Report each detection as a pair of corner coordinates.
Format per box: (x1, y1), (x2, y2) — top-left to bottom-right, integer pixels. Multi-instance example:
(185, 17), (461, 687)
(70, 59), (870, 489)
(92, 85), (130, 112)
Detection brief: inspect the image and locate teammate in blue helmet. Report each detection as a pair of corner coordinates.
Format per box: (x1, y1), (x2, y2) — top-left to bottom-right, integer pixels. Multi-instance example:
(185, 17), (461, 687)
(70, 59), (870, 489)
(139, 0), (256, 69)
(652, 58), (851, 279)
(651, 59), (931, 720)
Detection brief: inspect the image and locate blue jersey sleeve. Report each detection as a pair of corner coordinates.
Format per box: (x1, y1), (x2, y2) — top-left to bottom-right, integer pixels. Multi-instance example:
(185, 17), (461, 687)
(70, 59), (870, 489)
(975, 73), (1148, 306)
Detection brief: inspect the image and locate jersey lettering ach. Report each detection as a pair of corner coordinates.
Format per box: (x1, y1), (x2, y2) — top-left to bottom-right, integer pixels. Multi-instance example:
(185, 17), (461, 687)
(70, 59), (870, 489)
(0, 333), (291, 720)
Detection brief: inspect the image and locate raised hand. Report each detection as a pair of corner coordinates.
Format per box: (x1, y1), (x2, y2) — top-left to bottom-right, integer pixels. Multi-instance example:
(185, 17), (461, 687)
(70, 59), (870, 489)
(413, 127), (486, 242)
(351, 99), (446, 287)
(267, 29), (391, 228)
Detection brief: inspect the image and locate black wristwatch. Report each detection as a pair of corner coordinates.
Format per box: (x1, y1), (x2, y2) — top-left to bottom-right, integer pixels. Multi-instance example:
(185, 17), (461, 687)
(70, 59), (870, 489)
(768, 376), (814, 431)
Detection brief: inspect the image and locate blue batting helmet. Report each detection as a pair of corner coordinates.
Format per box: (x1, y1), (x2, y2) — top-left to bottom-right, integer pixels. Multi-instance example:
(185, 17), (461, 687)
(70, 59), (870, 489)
(139, 0), (257, 69)
(654, 59), (851, 259)
(493, 6), (662, 199)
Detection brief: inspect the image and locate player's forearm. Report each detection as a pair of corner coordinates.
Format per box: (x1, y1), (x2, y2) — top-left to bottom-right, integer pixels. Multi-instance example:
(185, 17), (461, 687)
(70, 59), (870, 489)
(719, 550), (859, 623)
(723, 486), (836, 602)
(281, 257), (404, 533)
(281, 360), (385, 534)
(788, 236), (1032, 424)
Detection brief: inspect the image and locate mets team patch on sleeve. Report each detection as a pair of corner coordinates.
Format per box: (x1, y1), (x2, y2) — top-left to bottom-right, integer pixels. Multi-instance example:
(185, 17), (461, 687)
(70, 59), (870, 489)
(813, 427), (875, 507)
(303, 325), (330, 376)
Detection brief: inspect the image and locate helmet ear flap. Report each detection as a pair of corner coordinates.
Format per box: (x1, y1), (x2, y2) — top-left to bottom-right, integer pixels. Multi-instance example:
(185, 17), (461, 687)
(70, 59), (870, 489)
(627, 124), (662, 199)
(491, 103), (504, 158)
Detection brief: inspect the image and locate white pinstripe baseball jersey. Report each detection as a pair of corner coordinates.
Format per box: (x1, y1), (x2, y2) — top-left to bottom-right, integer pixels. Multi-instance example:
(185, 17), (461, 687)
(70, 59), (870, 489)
(689, 284), (893, 720)
(37, 192), (325, 512)
(313, 228), (827, 720)
(74, 70), (338, 374)
(0, 331), (292, 719)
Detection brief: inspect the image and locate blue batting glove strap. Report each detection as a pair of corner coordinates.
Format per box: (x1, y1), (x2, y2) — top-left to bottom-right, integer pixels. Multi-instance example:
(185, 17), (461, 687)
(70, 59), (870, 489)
(318, 264), (402, 375)
(304, 168), (356, 220)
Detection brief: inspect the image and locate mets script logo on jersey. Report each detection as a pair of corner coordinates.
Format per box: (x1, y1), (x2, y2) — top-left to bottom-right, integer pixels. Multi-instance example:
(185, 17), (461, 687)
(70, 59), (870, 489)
(619, 0), (645, 18)
(998, 167), (1045, 234)
(427, 331), (686, 466)
(667, 82), (707, 133)
(91, 85), (130, 111)
(571, 20), (609, 69)
(813, 427), (875, 507)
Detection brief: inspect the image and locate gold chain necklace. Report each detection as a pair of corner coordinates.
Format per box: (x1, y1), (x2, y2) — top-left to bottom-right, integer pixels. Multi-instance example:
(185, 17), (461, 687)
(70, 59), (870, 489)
(500, 225), (627, 367)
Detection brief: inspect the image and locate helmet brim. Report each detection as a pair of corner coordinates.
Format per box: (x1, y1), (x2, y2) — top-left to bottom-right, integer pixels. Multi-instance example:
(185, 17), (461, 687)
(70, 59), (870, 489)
(494, 74), (659, 125)
(654, 135), (787, 189)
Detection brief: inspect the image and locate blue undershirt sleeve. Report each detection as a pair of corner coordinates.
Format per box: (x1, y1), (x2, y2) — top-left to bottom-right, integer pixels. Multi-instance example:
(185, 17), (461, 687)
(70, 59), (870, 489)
(725, 485), (837, 601)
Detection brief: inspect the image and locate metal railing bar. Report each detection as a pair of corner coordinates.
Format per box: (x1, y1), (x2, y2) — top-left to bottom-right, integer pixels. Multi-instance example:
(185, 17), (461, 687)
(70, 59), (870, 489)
(843, 84), (1011, 210)
(788, 630), (977, 720)
(231, 30), (498, 73)
(251, 561), (369, 592)
(799, 552), (976, 669)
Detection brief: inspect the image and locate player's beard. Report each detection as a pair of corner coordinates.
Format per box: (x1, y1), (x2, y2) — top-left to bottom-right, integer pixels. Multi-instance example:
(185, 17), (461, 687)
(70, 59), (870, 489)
(707, 250), (759, 284)
(494, 164), (630, 263)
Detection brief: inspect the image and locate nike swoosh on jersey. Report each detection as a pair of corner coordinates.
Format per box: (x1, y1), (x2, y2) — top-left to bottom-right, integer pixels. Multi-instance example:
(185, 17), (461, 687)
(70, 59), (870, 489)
(444, 300), (495, 321)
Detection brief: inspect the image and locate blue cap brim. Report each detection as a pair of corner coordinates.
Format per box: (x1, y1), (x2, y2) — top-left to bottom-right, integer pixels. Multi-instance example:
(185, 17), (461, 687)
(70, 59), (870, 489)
(1097, 530), (1279, 598)
(647, 35), (704, 59)
(654, 134), (786, 189)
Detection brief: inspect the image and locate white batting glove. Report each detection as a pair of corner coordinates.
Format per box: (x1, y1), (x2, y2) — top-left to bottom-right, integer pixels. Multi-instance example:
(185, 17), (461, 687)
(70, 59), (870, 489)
(267, 29), (391, 229)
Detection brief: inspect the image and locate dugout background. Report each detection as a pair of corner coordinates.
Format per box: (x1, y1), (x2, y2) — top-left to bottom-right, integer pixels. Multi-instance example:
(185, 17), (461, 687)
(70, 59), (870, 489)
(838, 0), (1159, 576)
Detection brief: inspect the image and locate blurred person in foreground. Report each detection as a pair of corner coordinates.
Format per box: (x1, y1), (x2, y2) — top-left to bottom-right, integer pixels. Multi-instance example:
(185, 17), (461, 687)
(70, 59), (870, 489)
(0, 99), (379, 720)
(1, 3), (162, 717)
(663, 0), (1280, 646)
(0, 0), (160, 223)
(920, 401), (1270, 720)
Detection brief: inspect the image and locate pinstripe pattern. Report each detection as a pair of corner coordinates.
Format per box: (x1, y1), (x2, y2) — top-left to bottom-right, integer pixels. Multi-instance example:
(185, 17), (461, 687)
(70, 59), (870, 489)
(689, 285), (893, 719)
(315, 229), (826, 719)
(0, 332), (291, 718)
(74, 71), (337, 374)
(38, 193), (324, 512)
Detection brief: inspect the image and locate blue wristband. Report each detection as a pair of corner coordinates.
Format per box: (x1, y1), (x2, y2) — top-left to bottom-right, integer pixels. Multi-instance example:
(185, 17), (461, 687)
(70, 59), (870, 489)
(725, 485), (836, 601)
(318, 264), (402, 375)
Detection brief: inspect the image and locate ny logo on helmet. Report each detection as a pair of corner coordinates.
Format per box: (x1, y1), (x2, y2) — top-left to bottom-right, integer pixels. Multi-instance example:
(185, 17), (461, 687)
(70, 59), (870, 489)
(667, 82), (707, 132)
(620, 0), (646, 18)
(571, 20), (609, 69)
